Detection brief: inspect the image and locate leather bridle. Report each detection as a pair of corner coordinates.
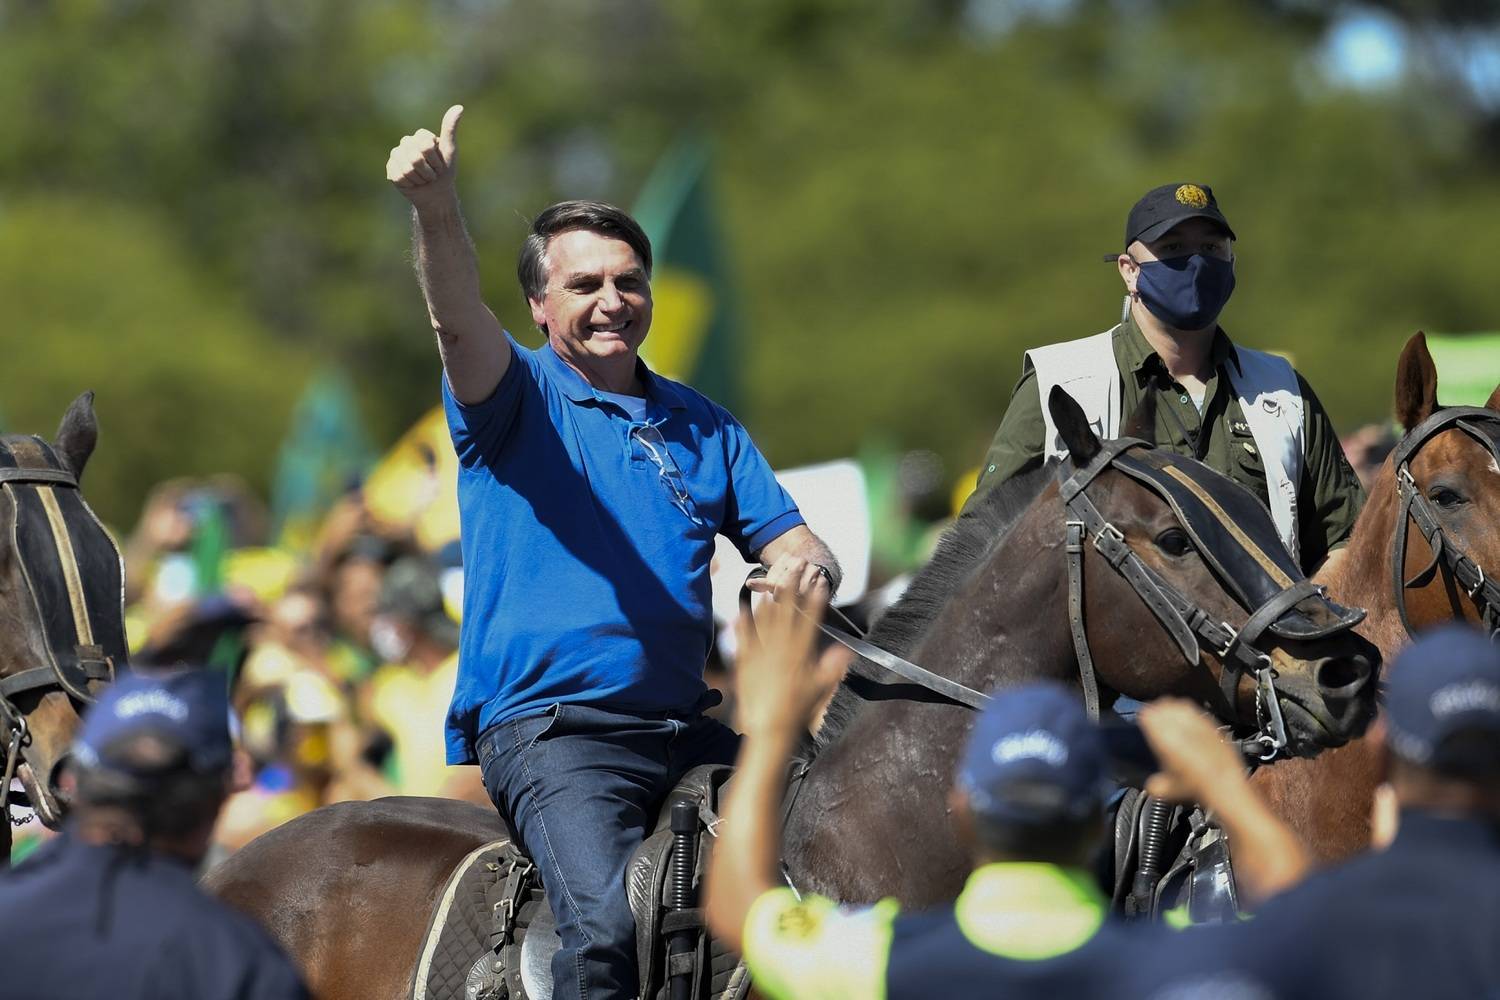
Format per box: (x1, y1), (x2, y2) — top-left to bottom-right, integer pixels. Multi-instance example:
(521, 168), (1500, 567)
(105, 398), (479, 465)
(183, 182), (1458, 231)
(0, 446), (123, 829)
(1057, 438), (1366, 759)
(745, 439), (1364, 763)
(1390, 406), (1500, 641)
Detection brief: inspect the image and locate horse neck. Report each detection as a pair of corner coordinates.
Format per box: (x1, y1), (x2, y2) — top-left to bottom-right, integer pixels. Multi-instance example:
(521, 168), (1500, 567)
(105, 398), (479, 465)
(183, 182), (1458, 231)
(1316, 459), (1406, 661)
(840, 504), (1078, 754)
(784, 505), (1077, 905)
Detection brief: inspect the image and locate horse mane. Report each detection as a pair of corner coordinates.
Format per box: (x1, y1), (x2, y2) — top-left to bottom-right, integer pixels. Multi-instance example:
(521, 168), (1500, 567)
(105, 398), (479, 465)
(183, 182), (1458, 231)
(811, 461), (1055, 751)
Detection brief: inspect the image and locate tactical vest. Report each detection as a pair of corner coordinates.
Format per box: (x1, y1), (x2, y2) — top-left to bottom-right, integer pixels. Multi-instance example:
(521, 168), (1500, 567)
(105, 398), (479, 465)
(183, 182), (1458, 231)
(1028, 326), (1305, 563)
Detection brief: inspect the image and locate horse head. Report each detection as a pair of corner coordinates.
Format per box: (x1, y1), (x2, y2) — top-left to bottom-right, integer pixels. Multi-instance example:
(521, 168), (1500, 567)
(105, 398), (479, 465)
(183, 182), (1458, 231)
(1041, 387), (1378, 756)
(0, 393), (126, 830)
(1380, 332), (1500, 643)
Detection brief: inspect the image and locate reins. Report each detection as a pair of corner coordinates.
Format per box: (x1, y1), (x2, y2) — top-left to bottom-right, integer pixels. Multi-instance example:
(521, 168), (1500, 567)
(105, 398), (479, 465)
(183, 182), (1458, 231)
(738, 570), (991, 711)
(1389, 406), (1500, 641)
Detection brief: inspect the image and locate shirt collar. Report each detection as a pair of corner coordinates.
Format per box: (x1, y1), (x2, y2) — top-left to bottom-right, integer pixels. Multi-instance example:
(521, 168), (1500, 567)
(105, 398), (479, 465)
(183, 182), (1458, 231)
(953, 862), (1106, 960)
(1118, 310), (1242, 383)
(537, 340), (687, 411)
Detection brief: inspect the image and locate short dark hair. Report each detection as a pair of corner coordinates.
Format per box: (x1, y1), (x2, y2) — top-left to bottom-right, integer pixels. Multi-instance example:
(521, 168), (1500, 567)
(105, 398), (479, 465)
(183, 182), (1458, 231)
(974, 809), (1103, 866)
(74, 733), (228, 839)
(516, 200), (653, 303)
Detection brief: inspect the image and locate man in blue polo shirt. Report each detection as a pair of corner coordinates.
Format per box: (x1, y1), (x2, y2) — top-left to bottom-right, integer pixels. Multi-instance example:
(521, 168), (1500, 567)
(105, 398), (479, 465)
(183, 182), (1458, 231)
(387, 106), (840, 1000)
(0, 670), (308, 999)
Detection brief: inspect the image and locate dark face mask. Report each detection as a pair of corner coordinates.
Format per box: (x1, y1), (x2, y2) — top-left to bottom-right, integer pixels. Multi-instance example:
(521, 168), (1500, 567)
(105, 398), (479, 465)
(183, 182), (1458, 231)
(1134, 254), (1236, 331)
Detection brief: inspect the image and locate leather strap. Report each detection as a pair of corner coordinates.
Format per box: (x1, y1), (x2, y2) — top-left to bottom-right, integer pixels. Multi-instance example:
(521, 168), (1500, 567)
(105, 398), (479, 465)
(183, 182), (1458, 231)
(1066, 521), (1102, 720)
(1390, 407), (1500, 640)
(0, 467), (77, 487)
(737, 571), (992, 712)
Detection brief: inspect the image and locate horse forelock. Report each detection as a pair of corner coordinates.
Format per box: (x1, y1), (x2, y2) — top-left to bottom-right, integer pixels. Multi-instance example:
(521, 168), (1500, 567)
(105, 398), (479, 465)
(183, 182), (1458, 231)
(812, 462), (1056, 752)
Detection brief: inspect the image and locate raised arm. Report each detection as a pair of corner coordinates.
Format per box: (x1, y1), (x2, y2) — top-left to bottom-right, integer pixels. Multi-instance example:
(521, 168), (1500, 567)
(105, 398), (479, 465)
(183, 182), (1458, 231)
(386, 104), (511, 404)
(1138, 699), (1313, 908)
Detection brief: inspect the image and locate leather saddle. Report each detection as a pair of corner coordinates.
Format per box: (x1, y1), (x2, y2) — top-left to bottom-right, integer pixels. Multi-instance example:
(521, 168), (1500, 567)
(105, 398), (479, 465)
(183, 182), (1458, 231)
(412, 765), (748, 1000)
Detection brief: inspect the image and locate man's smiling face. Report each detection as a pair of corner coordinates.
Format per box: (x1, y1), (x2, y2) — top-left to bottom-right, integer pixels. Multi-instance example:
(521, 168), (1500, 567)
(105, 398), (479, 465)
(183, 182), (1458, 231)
(529, 228), (653, 368)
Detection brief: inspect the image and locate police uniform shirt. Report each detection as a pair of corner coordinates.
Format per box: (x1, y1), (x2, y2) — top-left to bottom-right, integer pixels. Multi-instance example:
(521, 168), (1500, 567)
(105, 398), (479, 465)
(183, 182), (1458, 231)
(742, 861), (1168, 1000)
(970, 315), (1364, 572)
(0, 831), (309, 1000)
(1132, 811), (1500, 1000)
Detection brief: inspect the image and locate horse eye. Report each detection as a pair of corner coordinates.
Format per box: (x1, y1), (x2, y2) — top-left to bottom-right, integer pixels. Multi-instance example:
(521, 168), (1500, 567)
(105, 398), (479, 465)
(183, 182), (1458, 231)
(1155, 528), (1194, 558)
(1430, 486), (1466, 509)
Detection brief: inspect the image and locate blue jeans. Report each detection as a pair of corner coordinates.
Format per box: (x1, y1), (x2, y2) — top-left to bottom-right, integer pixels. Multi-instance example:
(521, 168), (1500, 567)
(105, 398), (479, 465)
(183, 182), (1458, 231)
(477, 700), (740, 1000)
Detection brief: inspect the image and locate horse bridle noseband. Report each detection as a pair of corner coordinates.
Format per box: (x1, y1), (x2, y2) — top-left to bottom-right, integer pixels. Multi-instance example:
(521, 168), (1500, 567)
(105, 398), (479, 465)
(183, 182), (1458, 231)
(1391, 406), (1500, 641)
(0, 452), (120, 827)
(1058, 437), (1346, 759)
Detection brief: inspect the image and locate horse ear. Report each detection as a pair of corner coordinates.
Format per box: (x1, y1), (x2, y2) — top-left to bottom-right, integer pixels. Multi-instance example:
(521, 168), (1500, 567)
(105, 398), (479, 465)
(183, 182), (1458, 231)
(1394, 332), (1439, 431)
(1047, 386), (1102, 466)
(54, 391), (98, 481)
(1120, 392), (1156, 441)
(1485, 382), (1500, 413)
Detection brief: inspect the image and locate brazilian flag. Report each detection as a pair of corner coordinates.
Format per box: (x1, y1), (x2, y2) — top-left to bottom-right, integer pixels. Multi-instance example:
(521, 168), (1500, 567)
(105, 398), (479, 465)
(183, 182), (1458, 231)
(633, 137), (740, 411)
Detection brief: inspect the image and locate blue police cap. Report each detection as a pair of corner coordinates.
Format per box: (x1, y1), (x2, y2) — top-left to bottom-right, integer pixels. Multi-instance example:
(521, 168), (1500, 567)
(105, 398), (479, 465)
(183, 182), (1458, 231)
(956, 682), (1107, 825)
(73, 669), (232, 777)
(1385, 625), (1500, 771)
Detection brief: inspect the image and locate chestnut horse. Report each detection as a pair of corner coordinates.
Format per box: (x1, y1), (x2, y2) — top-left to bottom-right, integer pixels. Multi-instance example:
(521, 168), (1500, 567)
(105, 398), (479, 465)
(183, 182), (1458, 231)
(1253, 332), (1500, 861)
(205, 391), (1378, 998)
(0, 393), (126, 861)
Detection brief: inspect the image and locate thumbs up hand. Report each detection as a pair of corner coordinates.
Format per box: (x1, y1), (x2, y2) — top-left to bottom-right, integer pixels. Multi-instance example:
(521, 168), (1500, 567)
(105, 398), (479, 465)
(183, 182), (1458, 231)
(387, 104), (465, 208)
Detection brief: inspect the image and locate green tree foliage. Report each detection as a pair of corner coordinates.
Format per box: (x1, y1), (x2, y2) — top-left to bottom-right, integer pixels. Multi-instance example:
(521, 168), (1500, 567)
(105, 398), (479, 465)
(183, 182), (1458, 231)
(0, 0), (1497, 518)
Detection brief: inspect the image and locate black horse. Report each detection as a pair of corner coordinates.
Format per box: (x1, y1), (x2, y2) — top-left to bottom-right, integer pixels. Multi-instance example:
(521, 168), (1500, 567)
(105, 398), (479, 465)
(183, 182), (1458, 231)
(206, 391), (1379, 998)
(0, 393), (128, 860)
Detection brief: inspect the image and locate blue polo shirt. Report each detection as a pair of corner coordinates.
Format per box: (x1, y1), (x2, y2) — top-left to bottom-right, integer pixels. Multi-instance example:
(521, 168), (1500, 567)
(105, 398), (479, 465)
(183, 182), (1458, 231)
(442, 334), (804, 763)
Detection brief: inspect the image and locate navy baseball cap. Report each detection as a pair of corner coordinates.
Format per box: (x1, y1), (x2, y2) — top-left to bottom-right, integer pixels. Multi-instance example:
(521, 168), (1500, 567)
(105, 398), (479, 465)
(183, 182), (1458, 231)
(1385, 625), (1500, 773)
(1123, 182), (1237, 249)
(956, 682), (1107, 825)
(72, 670), (233, 778)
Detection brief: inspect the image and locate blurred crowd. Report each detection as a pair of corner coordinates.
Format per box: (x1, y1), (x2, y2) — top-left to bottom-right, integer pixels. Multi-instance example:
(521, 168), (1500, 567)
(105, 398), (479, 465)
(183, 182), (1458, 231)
(118, 473), (484, 861)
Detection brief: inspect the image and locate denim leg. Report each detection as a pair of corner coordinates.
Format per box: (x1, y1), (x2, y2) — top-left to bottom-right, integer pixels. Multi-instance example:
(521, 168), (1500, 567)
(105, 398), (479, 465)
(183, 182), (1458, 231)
(665, 712), (741, 786)
(479, 706), (674, 1000)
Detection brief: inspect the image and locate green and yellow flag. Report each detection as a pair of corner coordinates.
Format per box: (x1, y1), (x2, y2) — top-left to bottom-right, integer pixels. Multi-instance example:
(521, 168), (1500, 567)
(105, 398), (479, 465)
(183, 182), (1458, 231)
(633, 137), (740, 410)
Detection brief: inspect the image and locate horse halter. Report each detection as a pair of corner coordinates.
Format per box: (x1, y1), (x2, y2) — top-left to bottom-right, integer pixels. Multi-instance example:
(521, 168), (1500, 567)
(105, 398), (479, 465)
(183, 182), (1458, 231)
(0, 437), (125, 827)
(1390, 406), (1500, 641)
(1059, 438), (1365, 760)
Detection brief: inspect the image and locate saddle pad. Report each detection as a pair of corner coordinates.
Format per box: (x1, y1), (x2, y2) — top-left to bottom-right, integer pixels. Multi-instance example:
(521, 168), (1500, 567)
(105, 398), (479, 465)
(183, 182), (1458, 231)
(413, 839), (514, 1000)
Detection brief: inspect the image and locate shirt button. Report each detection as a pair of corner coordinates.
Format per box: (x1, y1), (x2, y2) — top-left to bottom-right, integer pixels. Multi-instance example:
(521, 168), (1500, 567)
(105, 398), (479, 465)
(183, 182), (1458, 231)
(1179, 394), (1190, 404)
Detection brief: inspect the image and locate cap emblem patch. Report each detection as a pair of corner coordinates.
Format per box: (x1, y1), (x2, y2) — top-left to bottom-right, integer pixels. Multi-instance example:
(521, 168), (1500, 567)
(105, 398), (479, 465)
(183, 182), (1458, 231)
(1175, 184), (1209, 209)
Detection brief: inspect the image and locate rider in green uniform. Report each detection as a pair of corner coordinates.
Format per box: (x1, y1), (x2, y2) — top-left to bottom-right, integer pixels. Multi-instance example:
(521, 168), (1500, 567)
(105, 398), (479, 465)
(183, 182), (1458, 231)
(968, 183), (1363, 574)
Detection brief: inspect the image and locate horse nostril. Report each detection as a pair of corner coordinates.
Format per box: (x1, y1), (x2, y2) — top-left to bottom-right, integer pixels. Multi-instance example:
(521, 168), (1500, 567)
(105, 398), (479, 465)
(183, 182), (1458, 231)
(1316, 655), (1372, 700)
(47, 755), (74, 806)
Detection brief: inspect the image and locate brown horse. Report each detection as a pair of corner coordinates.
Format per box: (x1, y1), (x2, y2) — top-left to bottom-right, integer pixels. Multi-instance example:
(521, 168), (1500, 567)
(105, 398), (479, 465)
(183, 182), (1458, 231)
(1253, 332), (1500, 862)
(0, 393), (126, 861)
(204, 391), (1378, 997)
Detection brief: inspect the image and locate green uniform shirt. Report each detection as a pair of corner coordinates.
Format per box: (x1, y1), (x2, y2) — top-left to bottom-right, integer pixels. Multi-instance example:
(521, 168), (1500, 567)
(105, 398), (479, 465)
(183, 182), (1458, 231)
(969, 316), (1364, 572)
